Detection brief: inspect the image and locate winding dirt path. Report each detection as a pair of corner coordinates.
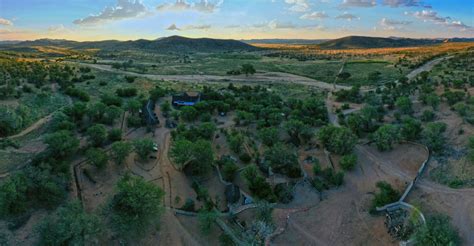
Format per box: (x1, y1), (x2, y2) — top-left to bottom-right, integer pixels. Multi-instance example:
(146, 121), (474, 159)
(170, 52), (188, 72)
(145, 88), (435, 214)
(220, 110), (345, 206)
(72, 62), (351, 91)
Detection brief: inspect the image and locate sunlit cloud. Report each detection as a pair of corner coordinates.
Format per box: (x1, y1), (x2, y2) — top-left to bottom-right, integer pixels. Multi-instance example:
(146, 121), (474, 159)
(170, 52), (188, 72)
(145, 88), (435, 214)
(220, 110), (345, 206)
(335, 12), (359, 21)
(157, 0), (223, 13)
(379, 18), (411, 30)
(340, 0), (376, 8)
(73, 0), (147, 25)
(0, 18), (13, 26)
(300, 11), (329, 20)
(285, 0), (310, 12)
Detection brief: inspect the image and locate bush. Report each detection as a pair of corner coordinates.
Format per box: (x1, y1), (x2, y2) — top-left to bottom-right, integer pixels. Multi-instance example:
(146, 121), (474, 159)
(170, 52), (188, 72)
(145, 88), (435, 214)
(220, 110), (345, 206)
(86, 124), (107, 147)
(412, 214), (460, 246)
(116, 87), (137, 97)
(86, 148), (108, 169)
(371, 124), (400, 151)
(222, 161), (238, 182)
(133, 138), (155, 160)
(317, 125), (357, 155)
(107, 174), (164, 238)
(274, 183), (293, 204)
(108, 128), (122, 142)
(339, 154), (357, 171)
(37, 201), (102, 245)
(239, 152), (252, 163)
(370, 181), (400, 214)
(420, 110), (435, 122)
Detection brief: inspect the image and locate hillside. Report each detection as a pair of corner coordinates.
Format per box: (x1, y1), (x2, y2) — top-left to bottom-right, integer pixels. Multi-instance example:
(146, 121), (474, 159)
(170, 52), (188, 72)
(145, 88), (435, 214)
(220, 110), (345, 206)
(0, 36), (259, 53)
(318, 36), (442, 49)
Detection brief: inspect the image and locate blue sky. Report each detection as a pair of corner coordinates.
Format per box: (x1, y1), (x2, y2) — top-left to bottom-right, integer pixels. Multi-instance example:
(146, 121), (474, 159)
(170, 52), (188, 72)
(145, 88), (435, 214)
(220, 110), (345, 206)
(0, 0), (473, 40)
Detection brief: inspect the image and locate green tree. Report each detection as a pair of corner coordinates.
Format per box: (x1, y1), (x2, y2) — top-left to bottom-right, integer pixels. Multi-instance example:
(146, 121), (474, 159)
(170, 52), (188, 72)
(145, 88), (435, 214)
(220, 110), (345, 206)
(108, 128), (122, 142)
(422, 122), (447, 153)
(44, 130), (79, 158)
(103, 105), (123, 125)
(258, 127), (279, 147)
(38, 201), (102, 245)
(86, 124), (107, 147)
(169, 139), (214, 176)
(160, 101), (171, 115)
(400, 117), (422, 141)
(222, 161), (238, 182)
(372, 124), (400, 151)
(317, 126), (357, 155)
(126, 99), (142, 115)
(413, 214), (460, 246)
(133, 138), (155, 160)
(110, 141), (132, 165)
(264, 144), (301, 178)
(370, 181), (400, 213)
(86, 148), (108, 169)
(198, 209), (219, 234)
(395, 96), (413, 115)
(424, 93), (440, 110)
(340, 153), (357, 171)
(180, 106), (198, 122)
(242, 165), (276, 202)
(108, 174), (164, 237)
(337, 72), (351, 80)
(0, 173), (28, 217)
(241, 64), (256, 76)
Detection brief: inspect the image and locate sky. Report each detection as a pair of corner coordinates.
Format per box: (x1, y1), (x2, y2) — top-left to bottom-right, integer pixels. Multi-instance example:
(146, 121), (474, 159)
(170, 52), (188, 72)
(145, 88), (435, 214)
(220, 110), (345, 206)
(0, 0), (473, 41)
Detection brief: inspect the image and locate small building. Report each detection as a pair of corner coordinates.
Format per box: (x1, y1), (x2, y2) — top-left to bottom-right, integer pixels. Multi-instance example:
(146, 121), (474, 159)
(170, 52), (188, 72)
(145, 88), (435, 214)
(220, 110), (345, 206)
(172, 92), (201, 106)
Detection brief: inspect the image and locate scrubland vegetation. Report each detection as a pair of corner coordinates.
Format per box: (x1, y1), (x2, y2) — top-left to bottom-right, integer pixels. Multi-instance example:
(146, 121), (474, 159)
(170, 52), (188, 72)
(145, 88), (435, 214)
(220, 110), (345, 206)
(0, 39), (472, 245)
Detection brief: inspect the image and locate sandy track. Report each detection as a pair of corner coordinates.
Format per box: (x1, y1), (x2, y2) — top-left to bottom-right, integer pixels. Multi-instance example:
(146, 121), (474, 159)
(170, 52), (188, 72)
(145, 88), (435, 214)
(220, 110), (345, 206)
(73, 62), (351, 90)
(406, 56), (453, 80)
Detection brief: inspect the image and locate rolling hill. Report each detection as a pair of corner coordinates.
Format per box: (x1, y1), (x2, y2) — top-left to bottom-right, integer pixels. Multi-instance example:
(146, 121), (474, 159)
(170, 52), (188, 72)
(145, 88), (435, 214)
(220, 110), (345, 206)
(0, 36), (259, 53)
(318, 36), (442, 49)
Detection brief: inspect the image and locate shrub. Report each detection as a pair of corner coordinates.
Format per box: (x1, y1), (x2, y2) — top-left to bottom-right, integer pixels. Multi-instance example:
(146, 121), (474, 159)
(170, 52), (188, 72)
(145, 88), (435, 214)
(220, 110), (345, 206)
(107, 174), (164, 238)
(412, 214), (460, 246)
(86, 148), (108, 169)
(370, 181), (400, 214)
(37, 201), (102, 245)
(317, 125), (357, 155)
(339, 154), (357, 171)
(133, 138), (155, 160)
(371, 124), (400, 151)
(108, 128), (122, 142)
(222, 161), (239, 182)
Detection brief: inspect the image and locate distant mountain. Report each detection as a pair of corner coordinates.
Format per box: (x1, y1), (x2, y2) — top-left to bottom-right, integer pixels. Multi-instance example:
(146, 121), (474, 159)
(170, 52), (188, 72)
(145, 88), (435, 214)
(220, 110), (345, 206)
(243, 39), (330, 45)
(2, 36), (258, 53)
(318, 36), (446, 49)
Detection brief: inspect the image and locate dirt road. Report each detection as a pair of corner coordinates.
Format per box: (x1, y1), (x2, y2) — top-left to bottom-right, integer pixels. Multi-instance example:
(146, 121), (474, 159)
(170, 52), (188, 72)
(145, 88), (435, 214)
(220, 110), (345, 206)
(73, 62), (351, 91)
(406, 56), (453, 80)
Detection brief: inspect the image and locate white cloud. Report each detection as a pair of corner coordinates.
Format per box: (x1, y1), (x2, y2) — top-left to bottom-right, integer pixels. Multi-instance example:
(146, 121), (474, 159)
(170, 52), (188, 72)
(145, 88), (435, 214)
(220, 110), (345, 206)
(47, 24), (72, 34)
(73, 0), (147, 25)
(0, 18), (13, 26)
(382, 0), (421, 7)
(166, 24), (180, 30)
(340, 0), (376, 8)
(166, 23), (212, 31)
(379, 18), (411, 30)
(157, 0), (223, 13)
(269, 19), (296, 29)
(285, 0), (310, 12)
(335, 12), (359, 21)
(300, 11), (329, 20)
(184, 24), (212, 30)
(407, 10), (473, 32)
